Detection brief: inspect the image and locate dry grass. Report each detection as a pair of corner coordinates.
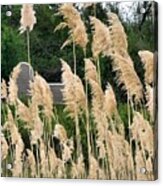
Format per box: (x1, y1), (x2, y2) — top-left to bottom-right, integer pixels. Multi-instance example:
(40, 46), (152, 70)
(1, 3), (156, 180)
(138, 50), (154, 85)
(90, 16), (111, 58)
(55, 3), (88, 51)
(19, 4), (37, 34)
(111, 53), (143, 103)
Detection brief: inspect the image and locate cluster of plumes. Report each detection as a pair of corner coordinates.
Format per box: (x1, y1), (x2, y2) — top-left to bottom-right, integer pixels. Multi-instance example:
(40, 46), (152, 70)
(85, 58), (128, 175)
(1, 63), (83, 178)
(107, 13), (143, 102)
(130, 112), (154, 180)
(1, 59), (155, 179)
(3, 108), (24, 177)
(90, 12), (130, 60)
(2, 62), (53, 144)
(86, 60), (134, 179)
(1, 7), (156, 180)
(85, 58), (121, 125)
(90, 13), (143, 103)
(16, 98), (44, 145)
(2, 108), (75, 178)
(61, 59), (86, 119)
(106, 131), (134, 180)
(85, 59), (134, 179)
(19, 4), (37, 34)
(55, 4), (88, 51)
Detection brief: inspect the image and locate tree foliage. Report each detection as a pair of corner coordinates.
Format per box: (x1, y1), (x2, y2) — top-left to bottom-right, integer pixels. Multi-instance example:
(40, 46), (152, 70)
(1, 3), (156, 100)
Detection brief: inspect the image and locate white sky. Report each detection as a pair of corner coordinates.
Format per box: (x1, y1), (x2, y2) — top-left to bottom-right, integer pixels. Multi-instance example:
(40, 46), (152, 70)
(78, 1), (138, 22)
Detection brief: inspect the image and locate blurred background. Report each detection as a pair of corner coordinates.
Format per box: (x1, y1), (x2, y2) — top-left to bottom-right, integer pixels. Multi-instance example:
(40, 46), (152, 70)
(1, 1), (157, 100)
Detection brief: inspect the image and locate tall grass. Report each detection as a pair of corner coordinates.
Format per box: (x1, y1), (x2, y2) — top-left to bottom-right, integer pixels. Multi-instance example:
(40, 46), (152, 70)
(1, 3), (156, 180)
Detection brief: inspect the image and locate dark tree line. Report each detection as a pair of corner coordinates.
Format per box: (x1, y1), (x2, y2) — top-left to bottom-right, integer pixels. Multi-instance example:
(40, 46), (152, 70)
(1, 2), (157, 103)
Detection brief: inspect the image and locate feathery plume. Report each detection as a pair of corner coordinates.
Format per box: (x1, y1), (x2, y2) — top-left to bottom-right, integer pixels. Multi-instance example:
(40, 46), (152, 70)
(26, 149), (37, 177)
(56, 159), (66, 178)
(131, 112), (154, 156)
(48, 146), (58, 175)
(62, 142), (73, 163)
(76, 154), (85, 178)
(30, 72), (54, 118)
(104, 83), (125, 135)
(4, 109), (25, 178)
(84, 58), (99, 83)
(146, 84), (154, 120)
(17, 99), (31, 123)
(53, 124), (68, 143)
(55, 4), (88, 50)
(106, 131), (134, 179)
(135, 148), (147, 180)
(1, 133), (9, 160)
(89, 79), (108, 158)
(88, 155), (100, 179)
(19, 4), (37, 34)
(3, 108), (24, 146)
(104, 83), (117, 118)
(90, 16), (111, 58)
(8, 63), (21, 104)
(61, 59), (86, 118)
(138, 50), (154, 84)
(71, 162), (79, 178)
(135, 148), (153, 180)
(12, 157), (23, 177)
(111, 54), (143, 102)
(1, 79), (7, 99)
(30, 114), (43, 144)
(40, 139), (49, 177)
(71, 154), (85, 178)
(96, 140), (106, 159)
(107, 13), (128, 54)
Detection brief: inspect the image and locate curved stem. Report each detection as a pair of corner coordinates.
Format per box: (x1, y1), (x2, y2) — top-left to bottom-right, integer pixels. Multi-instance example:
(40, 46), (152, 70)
(127, 93), (135, 179)
(73, 39), (76, 75)
(27, 28), (32, 81)
(96, 57), (101, 86)
(72, 38), (81, 159)
(85, 74), (91, 164)
(83, 50), (91, 164)
(27, 29), (31, 64)
(27, 28), (31, 65)
(93, 3), (96, 17)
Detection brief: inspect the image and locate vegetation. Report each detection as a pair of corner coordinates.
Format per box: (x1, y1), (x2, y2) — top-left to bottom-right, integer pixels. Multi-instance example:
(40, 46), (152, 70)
(1, 2), (157, 180)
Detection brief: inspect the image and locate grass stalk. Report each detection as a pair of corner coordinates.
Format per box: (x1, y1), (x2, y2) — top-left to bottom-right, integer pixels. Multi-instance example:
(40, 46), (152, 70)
(26, 28), (31, 65)
(72, 37), (81, 158)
